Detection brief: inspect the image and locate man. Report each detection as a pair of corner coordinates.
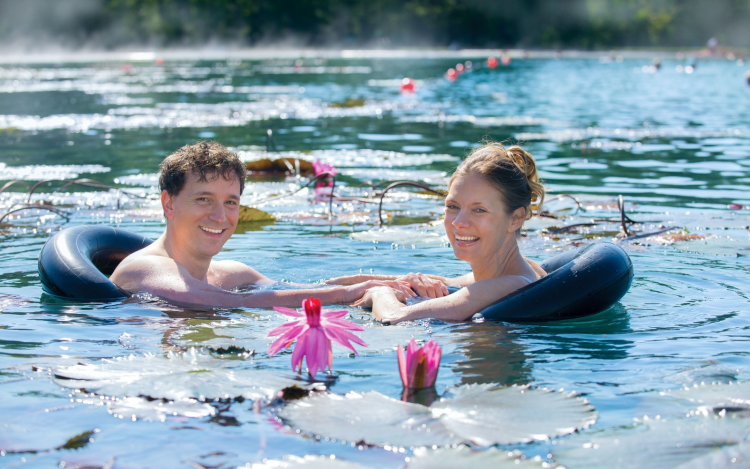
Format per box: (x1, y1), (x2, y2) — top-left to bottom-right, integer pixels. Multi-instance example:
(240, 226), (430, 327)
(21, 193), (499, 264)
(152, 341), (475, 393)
(111, 141), (409, 308)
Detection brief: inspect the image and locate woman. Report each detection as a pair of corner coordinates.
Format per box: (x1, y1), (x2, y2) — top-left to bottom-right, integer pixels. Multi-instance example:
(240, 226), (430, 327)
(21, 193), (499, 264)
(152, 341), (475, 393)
(347, 142), (546, 323)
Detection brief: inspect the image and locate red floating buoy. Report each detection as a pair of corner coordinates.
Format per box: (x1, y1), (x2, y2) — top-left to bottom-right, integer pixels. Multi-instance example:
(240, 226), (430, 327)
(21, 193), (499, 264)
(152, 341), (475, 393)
(155, 58), (164, 66)
(400, 77), (416, 93)
(487, 57), (498, 69)
(446, 68), (458, 81)
(501, 55), (511, 65)
(455, 63), (465, 73)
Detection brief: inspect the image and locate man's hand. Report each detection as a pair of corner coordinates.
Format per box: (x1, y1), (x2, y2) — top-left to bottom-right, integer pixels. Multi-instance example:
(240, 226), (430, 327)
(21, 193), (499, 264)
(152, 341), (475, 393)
(344, 280), (413, 305)
(397, 272), (449, 298)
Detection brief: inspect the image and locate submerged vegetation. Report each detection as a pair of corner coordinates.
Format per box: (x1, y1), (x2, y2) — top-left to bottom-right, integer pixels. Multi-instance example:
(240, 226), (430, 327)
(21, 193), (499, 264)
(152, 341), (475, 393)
(1, 0), (750, 50)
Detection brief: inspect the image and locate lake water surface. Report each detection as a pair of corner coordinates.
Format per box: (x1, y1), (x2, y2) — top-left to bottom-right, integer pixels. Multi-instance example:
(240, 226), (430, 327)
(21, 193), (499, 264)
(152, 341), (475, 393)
(1, 52), (750, 468)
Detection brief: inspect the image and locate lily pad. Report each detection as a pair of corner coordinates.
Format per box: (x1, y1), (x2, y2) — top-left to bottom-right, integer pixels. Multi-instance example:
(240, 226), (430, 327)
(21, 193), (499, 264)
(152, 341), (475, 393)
(245, 455), (374, 469)
(170, 313), (433, 359)
(552, 412), (750, 469)
(54, 350), (310, 401)
(277, 384), (596, 447)
(73, 395), (215, 422)
(238, 205), (275, 223)
(408, 446), (560, 469)
(663, 381), (750, 410)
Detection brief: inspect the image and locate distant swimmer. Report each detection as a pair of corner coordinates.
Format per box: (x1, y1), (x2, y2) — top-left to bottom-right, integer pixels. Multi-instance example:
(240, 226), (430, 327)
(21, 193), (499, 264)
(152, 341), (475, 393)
(110, 141), (411, 308)
(745, 70), (750, 86)
(351, 142), (547, 324)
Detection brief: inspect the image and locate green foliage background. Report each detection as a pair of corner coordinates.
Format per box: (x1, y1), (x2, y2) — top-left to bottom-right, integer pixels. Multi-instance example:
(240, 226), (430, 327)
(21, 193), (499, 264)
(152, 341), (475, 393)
(1, 0), (749, 49)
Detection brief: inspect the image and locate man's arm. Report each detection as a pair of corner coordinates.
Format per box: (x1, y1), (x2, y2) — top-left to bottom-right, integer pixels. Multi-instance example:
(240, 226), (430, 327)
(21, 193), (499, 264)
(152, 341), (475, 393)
(112, 256), (410, 309)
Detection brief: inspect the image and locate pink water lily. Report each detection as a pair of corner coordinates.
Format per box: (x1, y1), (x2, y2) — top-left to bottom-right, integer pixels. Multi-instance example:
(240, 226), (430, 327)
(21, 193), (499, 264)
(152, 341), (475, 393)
(267, 297), (366, 378)
(312, 160), (337, 177)
(397, 339), (441, 389)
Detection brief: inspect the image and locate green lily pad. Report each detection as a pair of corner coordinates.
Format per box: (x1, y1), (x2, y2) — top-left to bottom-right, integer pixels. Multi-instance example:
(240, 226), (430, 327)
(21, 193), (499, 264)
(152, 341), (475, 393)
(278, 384), (596, 448)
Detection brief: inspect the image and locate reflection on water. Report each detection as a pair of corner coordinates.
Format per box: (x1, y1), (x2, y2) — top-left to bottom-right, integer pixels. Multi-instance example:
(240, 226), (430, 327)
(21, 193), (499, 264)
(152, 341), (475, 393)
(1, 54), (750, 467)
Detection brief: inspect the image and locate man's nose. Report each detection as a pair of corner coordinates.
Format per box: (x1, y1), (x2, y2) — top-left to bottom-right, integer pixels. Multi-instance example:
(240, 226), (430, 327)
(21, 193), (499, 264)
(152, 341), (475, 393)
(208, 202), (227, 223)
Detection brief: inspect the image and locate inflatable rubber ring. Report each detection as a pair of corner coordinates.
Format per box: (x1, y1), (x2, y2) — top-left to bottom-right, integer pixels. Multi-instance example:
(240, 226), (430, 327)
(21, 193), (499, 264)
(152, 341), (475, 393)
(472, 242), (633, 322)
(38, 225), (152, 300)
(38, 226), (632, 321)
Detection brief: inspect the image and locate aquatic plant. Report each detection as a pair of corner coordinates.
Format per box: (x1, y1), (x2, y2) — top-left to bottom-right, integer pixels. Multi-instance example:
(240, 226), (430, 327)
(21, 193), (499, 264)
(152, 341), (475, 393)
(268, 297), (366, 378)
(312, 160), (337, 177)
(278, 383), (597, 447)
(398, 338), (441, 389)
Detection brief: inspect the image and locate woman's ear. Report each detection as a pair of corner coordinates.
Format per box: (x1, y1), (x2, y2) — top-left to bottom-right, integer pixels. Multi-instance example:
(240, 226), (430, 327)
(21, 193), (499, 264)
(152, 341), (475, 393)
(508, 206), (526, 233)
(161, 190), (175, 219)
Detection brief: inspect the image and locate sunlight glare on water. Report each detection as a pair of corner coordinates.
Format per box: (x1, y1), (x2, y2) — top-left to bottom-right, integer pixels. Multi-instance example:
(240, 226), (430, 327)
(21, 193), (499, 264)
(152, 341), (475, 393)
(0, 53), (749, 468)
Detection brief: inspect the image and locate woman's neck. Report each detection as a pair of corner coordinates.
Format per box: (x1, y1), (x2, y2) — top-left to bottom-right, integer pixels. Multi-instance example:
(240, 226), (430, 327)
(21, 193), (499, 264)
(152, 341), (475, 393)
(470, 239), (525, 282)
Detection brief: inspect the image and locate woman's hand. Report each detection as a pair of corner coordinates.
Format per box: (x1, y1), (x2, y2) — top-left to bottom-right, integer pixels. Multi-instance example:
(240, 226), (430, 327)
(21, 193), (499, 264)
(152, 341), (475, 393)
(343, 280), (413, 304)
(397, 272), (449, 298)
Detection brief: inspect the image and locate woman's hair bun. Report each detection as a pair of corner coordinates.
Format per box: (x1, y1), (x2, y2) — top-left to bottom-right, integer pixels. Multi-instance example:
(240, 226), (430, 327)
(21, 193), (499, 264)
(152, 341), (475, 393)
(450, 142), (545, 221)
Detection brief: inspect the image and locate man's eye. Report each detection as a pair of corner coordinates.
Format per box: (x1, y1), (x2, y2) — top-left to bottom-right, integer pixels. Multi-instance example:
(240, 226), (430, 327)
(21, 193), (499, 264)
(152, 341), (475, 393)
(474, 208), (487, 213)
(226, 200), (238, 206)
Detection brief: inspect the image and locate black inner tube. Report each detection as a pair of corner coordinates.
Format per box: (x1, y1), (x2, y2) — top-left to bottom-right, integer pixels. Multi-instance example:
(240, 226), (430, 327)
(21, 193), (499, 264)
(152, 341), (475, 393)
(38, 225), (633, 321)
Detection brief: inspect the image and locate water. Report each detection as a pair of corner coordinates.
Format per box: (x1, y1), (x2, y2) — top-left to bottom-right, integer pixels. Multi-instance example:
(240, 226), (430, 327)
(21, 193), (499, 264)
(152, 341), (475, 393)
(1, 53), (750, 468)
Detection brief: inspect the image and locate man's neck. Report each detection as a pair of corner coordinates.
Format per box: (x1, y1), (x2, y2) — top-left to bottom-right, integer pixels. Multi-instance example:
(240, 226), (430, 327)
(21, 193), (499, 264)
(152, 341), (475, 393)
(158, 232), (212, 282)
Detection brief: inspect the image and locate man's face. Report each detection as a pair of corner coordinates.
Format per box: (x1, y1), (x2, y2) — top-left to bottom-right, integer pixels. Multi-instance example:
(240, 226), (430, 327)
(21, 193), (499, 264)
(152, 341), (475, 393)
(162, 171), (241, 261)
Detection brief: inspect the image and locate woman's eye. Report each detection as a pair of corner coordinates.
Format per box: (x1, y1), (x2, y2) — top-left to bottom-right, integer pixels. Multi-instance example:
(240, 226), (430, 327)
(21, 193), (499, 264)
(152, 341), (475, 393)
(445, 204), (458, 210)
(474, 208), (487, 213)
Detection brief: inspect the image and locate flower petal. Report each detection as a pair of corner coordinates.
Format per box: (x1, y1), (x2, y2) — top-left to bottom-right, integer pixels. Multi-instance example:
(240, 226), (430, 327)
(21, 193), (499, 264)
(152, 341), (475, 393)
(291, 334), (308, 373)
(267, 319), (303, 338)
(322, 317), (365, 331)
(321, 309), (349, 319)
(266, 324), (307, 356)
(397, 345), (408, 387)
(273, 306), (303, 317)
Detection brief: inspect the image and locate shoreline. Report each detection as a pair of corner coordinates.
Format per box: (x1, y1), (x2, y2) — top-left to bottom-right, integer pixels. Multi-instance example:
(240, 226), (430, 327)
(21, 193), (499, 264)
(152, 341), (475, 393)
(0, 47), (741, 65)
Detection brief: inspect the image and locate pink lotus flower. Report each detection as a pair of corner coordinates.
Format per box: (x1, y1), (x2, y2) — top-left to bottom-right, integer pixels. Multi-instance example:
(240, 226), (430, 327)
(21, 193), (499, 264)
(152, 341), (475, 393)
(267, 297), (366, 378)
(397, 339), (441, 389)
(312, 160), (337, 177)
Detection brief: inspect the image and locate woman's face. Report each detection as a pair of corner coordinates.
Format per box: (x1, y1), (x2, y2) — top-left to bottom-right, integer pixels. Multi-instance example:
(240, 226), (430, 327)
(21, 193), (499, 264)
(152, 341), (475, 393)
(444, 173), (524, 265)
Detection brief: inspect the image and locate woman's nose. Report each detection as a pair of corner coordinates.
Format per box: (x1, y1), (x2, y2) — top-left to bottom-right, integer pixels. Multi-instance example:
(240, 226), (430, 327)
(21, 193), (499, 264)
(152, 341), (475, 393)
(452, 210), (470, 228)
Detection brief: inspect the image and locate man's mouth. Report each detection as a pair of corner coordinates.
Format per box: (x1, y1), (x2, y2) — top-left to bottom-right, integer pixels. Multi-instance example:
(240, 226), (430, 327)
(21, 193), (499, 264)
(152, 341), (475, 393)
(200, 226), (224, 234)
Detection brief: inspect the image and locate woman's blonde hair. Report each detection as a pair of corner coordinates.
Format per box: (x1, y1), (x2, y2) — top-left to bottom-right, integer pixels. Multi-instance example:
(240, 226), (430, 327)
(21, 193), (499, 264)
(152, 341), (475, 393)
(449, 142), (544, 221)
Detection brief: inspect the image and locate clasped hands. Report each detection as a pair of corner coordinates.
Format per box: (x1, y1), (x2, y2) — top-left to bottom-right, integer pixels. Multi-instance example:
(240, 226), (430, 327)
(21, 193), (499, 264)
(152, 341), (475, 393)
(351, 272), (448, 308)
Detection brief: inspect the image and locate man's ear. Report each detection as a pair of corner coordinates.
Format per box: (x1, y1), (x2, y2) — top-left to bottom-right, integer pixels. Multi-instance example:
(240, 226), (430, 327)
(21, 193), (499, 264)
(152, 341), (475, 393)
(508, 206), (526, 233)
(161, 190), (175, 219)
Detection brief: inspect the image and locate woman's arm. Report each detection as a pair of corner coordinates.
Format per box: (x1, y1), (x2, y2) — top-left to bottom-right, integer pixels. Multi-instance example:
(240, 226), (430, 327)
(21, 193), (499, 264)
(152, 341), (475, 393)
(327, 272), (471, 297)
(354, 274), (531, 324)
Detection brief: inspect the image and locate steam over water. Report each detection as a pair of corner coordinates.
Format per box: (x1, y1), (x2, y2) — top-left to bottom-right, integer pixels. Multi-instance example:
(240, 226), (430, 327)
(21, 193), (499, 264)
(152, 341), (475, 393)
(1, 53), (749, 467)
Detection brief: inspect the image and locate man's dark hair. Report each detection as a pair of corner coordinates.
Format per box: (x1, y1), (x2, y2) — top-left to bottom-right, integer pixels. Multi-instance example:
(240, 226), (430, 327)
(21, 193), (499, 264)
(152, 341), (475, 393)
(158, 141), (246, 196)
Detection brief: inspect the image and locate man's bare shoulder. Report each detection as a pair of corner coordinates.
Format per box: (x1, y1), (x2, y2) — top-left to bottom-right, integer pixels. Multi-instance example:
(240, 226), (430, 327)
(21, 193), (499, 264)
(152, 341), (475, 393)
(110, 245), (181, 292)
(208, 259), (273, 290)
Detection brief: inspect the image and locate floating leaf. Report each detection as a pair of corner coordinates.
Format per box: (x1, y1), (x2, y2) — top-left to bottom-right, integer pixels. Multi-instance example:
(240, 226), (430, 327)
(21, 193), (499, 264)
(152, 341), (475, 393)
(663, 381), (750, 410)
(245, 158), (314, 175)
(330, 98), (366, 108)
(245, 455), (374, 469)
(57, 430), (97, 451)
(278, 384), (596, 447)
(552, 412), (750, 469)
(54, 350), (310, 401)
(107, 397), (215, 422)
(170, 313), (432, 359)
(408, 446), (559, 469)
(239, 205), (275, 223)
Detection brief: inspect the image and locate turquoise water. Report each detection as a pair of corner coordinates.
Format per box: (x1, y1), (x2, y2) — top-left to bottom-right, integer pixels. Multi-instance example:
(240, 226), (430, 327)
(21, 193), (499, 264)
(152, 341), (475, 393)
(1, 53), (750, 468)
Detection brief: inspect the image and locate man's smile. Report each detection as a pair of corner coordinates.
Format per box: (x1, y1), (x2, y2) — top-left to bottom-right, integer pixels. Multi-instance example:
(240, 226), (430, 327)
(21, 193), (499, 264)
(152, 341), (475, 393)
(200, 226), (224, 234)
